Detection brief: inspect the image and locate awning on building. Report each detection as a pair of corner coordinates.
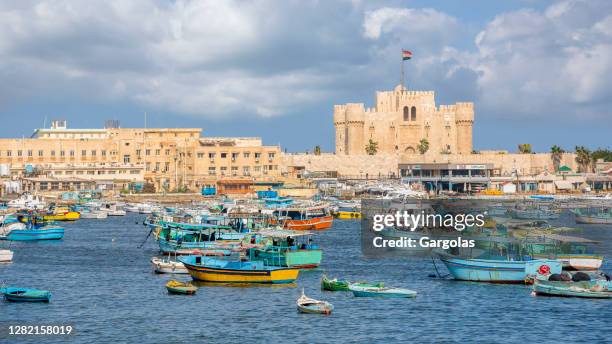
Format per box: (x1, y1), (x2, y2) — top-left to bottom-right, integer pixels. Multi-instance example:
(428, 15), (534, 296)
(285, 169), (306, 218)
(554, 180), (573, 190)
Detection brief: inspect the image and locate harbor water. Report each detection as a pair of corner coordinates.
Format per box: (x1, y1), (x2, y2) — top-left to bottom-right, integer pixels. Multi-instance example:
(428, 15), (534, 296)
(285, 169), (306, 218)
(1, 213), (610, 343)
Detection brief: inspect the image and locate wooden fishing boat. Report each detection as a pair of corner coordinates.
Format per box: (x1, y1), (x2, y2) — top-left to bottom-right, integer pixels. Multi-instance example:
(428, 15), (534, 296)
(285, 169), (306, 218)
(165, 280), (197, 295)
(533, 279), (612, 298)
(151, 257), (188, 274)
(349, 284), (417, 298)
(321, 275), (384, 291)
(245, 230), (322, 268)
(0, 249), (13, 262)
(522, 234), (603, 271)
(296, 289), (333, 315)
(1, 287), (51, 302)
(43, 207), (80, 221)
(180, 256), (299, 284)
(0, 226), (64, 241)
(573, 208), (612, 224)
(272, 206), (333, 231)
(437, 252), (562, 283)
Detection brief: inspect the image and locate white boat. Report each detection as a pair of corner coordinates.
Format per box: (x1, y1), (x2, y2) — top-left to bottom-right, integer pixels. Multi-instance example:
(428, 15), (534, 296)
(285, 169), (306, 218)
(0, 249), (13, 262)
(100, 203), (126, 216)
(80, 210), (108, 219)
(7, 193), (46, 210)
(151, 257), (188, 274)
(349, 284), (417, 298)
(296, 289), (334, 315)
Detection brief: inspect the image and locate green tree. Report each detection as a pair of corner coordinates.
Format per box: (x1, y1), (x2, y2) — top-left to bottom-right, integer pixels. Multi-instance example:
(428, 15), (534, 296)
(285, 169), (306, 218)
(575, 146), (592, 173)
(518, 143), (532, 154)
(550, 145), (565, 172)
(417, 139), (429, 155)
(314, 145), (321, 155)
(365, 139), (378, 155)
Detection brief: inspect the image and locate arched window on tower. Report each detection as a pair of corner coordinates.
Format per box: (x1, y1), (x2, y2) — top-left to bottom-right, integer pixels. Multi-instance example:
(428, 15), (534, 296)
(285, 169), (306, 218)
(403, 106), (409, 121)
(411, 106), (417, 121)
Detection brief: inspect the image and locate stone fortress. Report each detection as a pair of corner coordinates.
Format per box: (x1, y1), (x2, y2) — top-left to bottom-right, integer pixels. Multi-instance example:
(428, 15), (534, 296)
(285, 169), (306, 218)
(334, 85), (473, 155)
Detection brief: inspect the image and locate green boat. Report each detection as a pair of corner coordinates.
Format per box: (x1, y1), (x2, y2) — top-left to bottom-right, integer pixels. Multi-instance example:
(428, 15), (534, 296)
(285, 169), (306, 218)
(245, 230), (322, 268)
(165, 280), (197, 295)
(321, 275), (384, 291)
(533, 279), (612, 299)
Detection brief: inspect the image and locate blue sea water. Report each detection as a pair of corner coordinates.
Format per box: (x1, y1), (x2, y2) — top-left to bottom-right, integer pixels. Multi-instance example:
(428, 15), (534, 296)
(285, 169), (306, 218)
(0, 213), (610, 344)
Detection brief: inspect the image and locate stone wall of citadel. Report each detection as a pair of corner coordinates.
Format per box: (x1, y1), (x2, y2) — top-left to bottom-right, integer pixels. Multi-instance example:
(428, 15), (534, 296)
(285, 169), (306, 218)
(281, 152), (578, 177)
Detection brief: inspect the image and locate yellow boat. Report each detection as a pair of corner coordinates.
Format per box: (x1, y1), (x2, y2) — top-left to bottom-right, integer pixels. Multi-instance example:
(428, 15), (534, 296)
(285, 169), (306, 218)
(43, 207), (80, 221)
(334, 211), (362, 219)
(180, 256), (299, 284)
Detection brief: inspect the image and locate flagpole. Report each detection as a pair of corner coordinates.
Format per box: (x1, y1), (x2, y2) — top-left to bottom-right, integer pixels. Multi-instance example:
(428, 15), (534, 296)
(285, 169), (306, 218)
(400, 50), (404, 90)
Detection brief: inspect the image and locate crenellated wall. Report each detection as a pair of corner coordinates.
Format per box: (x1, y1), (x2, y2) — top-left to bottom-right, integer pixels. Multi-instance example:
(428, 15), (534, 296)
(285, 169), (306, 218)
(334, 85), (474, 156)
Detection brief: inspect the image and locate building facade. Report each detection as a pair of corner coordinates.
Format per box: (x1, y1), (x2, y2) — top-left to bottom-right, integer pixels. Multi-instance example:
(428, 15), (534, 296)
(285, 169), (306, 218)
(334, 85), (474, 155)
(0, 121), (281, 192)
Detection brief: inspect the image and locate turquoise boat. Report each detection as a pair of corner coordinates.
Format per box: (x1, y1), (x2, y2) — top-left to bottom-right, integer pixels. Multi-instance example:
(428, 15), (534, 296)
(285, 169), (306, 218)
(155, 225), (239, 255)
(438, 252), (562, 283)
(533, 279), (612, 298)
(349, 284), (417, 298)
(1, 287), (51, 302)
(245, 230), (322, 268)
(0, 226), (64, 241)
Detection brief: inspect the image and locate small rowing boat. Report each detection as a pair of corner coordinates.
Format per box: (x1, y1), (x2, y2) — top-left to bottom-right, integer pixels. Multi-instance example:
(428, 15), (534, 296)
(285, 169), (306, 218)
(151, 257), (188, 274)
(296, 289), (333, 315)
(321, 275), (383, 291)
(165, 280), (197, 295)
(0, 287), (51, 302)
(533, 279), (612, 299)
(349, 284), (417, 298)
(0, 249), (13, 262)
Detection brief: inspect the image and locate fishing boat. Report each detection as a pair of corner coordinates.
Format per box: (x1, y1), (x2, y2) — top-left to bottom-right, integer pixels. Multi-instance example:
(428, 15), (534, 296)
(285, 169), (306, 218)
(321, 275), (383, 291)
(151, 256), (188, 274)
(572, 208), (612, 224)
(100, 202), (127, 216)
(0, 287), (51, 302)
(0, 223), (64, 241)
(296, 289), (334, 315)
(79, 209), (108, 219)
(438, 252), (562, 283)
(180, 256), (299, 284)
(533, 279), (612, 298)
(0, 249), (13, 262)
(272, 205), (333, 230)
(510, 207), (559, 220)
(244, 230), (322, 268)
(522, 234), (603, 271)
(349, 284), (417, 298)
(7, 193), (46, 210)
(43, 206), (80, 221)
(165, 280), (197, 295)
(154, 224), (238, 256)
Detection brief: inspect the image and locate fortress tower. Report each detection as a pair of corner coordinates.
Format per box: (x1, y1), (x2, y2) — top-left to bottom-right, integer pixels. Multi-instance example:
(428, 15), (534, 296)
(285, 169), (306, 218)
(333, 85), (474, 155)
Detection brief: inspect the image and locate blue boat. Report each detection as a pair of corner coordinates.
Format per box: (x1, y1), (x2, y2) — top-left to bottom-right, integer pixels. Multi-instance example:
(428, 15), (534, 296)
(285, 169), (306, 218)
(438, 252), (562, 283)
(0, 287), (51, 302)
(0, 226), (64, 241)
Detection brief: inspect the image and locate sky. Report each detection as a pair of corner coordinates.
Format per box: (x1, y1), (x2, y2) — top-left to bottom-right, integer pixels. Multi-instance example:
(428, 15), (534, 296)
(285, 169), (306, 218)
(0, 0), (611, 153)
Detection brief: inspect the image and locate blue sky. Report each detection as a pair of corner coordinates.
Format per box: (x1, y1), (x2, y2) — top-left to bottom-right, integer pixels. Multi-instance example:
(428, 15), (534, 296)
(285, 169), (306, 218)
(0, 0), (610, 153)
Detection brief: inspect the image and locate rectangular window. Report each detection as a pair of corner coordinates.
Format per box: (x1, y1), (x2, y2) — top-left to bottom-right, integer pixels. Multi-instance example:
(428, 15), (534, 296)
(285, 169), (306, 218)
(27, 150), (32, 157)
(243, 166), (250, 175)
(51, 150), (55, 157)
(208, 167), (216, 175)
(91, 150), (96, 156)
(231, 153), (239, 160)
(155, 149), (160, 156)
(70, 150), (75, 157)
(60, 151), (65, 157)
(6, 151), (11, 157)
(268, 152), (275, 159)
(82, 150), (86, 156)
(136, 149), (141, 156)
(220, 153), (227, 158)
(146, 149), (151, 156)
(254, 153), (261, 159)
(123, 155), (130, 163)
(101, 150), (106, 157)
(208, 153), (215, 159)
(155, 162), (160, 171)
(243, 152), (250, 158)
(38, 150), (43, 157)
(145, 162), (151, 171)
(197, 152), (204, 158)
(17, 150), (22, 157)
(165, 149), (170, 155)
(164, 162), (169, 172)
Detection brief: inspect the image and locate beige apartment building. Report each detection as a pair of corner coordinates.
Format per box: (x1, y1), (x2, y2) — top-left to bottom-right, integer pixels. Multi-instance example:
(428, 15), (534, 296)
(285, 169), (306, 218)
(0, 120), (281, 192)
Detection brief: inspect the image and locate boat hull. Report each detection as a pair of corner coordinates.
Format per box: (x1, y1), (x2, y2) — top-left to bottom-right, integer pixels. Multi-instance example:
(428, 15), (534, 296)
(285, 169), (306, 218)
(533, 280), (612, 298)
(438, 254), (561, 283)
(2, 288), (51, 302)
(284, 215), (333, 231)
(334, 211), (361, 220)
(254, 249), (322, 268)
(574, 215), (612, 224)
(43, 212), (80, 221)
(0, 250), (13, 262)
(181, 259), (299, 284)
(2, 227), (64, 241)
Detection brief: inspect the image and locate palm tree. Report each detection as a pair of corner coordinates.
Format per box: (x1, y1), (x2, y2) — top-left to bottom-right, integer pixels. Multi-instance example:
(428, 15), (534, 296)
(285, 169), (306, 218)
(575, 146), (592, 173)
(518, 143), (532, 154)
(314, 145), (321, 155)
(417, 139), (429, 155)
(550, 145), (564, 172)
(365, 139), (378, 155)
